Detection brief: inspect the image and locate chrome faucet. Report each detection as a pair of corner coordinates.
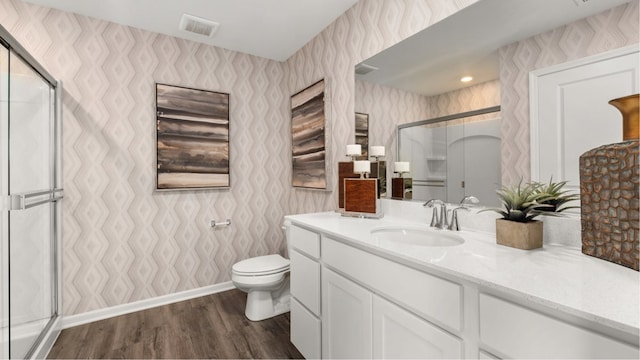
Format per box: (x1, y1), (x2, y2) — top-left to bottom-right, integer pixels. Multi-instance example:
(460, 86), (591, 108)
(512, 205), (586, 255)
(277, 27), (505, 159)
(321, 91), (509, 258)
(423, 199), (448, 229)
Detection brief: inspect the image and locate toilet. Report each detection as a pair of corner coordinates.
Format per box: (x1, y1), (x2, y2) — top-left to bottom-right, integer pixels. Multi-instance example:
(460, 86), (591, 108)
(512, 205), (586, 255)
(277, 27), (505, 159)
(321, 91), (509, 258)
(231, 254), (291, 321)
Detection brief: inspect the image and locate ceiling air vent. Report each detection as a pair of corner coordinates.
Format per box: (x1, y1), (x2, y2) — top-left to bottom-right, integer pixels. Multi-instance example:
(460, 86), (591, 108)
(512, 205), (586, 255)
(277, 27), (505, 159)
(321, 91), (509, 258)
(179, 14), (219, 37)
(572, 0), (591, 6)
(355, 63), (379, 75)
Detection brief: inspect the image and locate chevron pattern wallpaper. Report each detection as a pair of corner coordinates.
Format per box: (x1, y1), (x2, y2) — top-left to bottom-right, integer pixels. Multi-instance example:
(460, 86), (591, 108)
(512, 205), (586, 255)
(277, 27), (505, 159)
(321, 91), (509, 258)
(428, 79), (500, 119)
(0, 0), (478, 316)
(355, 79), (431, 183)
(285, 0), (478, 212)
(499, 0), (639, 186)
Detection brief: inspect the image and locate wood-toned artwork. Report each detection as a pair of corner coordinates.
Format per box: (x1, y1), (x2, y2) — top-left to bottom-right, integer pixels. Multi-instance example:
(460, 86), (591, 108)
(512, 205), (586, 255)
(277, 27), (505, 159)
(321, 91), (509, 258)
(355, 112), (369, 160)
(156, 83), (230, 190)
(291, 79), (327, 189)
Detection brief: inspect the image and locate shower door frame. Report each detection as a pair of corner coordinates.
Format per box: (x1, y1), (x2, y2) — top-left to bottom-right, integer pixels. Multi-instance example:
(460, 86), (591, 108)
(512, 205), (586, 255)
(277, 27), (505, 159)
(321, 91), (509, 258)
(0, 24), (63, 359)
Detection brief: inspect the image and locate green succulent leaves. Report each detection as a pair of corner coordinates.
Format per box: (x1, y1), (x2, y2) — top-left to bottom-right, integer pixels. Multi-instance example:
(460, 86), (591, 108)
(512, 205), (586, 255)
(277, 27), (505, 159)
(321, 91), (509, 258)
(534, 178), (580, 213)
(483, 179), (579, 222)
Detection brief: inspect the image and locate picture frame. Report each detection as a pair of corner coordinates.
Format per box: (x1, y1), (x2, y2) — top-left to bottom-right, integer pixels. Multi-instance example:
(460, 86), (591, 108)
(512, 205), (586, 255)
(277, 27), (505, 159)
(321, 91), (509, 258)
(155, 83), (230, 190)
(291, 79), (327, 189)
(355, 112), (369, 160)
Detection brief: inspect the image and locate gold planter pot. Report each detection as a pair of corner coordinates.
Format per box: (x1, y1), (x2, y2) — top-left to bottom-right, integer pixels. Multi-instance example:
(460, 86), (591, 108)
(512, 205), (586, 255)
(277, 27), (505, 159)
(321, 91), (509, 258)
(496, 219), (543, 250)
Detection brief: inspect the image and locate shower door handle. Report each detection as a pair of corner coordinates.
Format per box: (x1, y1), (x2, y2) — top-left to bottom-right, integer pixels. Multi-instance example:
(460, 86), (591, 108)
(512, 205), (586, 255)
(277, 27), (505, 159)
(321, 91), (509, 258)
(7, 188), (64, 210)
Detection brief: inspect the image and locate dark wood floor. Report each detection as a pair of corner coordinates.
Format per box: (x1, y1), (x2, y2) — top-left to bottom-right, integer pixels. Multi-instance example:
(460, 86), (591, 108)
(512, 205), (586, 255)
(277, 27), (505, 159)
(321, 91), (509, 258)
(48, 289), (304, 359)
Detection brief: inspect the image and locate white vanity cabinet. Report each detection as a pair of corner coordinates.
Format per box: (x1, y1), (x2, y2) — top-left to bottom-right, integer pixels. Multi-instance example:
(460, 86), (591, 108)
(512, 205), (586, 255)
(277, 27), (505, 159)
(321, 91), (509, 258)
(287, 223), (321, 359)
(321, 264), (463, 359)
(286, 217), (640, 359)
(321, 235), (464, 359)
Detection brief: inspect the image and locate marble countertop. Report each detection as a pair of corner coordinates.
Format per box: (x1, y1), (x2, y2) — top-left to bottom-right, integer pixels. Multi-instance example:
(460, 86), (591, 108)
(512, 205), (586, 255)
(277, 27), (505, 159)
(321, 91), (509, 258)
(285, 211), (640, 336)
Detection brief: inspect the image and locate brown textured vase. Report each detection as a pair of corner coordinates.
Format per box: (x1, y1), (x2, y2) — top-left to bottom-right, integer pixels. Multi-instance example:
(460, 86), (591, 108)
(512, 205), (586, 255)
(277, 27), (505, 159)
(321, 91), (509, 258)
(608, 94), (639, 140)
(579, 94), (640, 271)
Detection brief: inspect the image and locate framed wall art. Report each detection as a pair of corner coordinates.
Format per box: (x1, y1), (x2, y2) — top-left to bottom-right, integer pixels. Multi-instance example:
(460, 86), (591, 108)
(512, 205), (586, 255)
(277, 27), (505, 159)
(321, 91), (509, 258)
(291, 79), (327, 189)
(156, 83), (230, 190)
(355, 112), (369, 160)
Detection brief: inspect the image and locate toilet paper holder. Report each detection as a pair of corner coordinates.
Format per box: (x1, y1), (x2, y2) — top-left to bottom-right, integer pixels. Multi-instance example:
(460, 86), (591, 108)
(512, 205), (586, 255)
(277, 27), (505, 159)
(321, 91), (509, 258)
(210, 219), (231, 228)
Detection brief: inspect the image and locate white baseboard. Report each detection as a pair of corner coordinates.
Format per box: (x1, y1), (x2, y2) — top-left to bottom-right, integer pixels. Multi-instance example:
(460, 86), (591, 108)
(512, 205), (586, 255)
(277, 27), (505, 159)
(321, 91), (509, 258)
(62, 281), (236, 329)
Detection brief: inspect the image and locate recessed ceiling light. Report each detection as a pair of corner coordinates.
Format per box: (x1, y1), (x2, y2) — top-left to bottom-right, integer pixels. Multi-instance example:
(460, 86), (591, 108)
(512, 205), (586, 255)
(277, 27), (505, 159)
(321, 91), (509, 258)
(460, 76), (473, 83)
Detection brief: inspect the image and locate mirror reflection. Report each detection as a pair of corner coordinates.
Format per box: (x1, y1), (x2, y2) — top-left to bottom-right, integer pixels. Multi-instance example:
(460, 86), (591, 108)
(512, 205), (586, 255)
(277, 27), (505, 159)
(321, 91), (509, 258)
(354, 0), (631, 206)
(355, 112), (369, 160)
(398, 107), (501, 206)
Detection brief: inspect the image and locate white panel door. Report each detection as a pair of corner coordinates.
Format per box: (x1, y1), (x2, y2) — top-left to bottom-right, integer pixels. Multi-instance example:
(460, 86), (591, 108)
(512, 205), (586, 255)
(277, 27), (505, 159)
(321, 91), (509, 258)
(462, 117), (501, 207)
(322, 268), (372, 359)
(530, 46), (639, 194)
(372, 295), (463, 359)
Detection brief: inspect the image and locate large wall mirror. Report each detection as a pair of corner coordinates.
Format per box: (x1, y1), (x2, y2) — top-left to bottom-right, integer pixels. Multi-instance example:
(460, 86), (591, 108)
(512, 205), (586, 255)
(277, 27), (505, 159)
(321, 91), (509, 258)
(354, 0), (631, 206)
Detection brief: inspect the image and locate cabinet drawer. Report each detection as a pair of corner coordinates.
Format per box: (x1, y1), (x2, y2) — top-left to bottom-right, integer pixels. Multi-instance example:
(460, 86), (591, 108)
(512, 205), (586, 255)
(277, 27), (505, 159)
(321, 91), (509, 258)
(291, 298), (321, 359)
(479, 293), (639, 359)
(289, 224), (320, 259)
(290, 249), (321, 315)
(322, 236), (462, 332)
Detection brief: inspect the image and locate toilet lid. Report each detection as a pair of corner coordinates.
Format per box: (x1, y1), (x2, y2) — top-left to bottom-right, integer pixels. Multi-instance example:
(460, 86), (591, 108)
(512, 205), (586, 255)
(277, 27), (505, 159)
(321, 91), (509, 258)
(232, 254), (290, 275)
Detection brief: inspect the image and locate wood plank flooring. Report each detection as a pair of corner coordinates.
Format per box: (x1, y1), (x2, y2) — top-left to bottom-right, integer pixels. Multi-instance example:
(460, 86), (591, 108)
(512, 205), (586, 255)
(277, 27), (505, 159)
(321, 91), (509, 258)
(48, 289), (304, 359)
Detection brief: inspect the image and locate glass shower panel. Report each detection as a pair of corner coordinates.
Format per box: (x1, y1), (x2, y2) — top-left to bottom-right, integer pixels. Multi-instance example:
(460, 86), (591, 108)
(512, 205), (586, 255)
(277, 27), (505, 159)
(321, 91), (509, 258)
(8, 51), (55, 359)
(399, 124), (448, 201)
(1, 41), (9, 360)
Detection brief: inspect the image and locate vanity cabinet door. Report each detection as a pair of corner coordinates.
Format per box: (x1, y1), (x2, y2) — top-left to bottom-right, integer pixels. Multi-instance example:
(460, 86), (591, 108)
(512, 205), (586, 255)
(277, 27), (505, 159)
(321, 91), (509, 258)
(322, 268), (372, 359)
(373, 295), (463, 359)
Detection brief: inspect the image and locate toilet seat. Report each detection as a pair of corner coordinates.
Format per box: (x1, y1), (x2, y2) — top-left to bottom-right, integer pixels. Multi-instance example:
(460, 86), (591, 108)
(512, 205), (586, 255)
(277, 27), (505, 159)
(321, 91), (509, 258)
(232, 254), (290, 276)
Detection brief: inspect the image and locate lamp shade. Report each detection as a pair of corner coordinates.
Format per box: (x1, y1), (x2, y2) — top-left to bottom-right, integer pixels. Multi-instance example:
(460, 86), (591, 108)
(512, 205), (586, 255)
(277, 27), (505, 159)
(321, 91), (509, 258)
(346, 144), (361, 156)
(394, 161), (410, 173)
(370, 146), (385, 157)
(353, 160), (371, 173)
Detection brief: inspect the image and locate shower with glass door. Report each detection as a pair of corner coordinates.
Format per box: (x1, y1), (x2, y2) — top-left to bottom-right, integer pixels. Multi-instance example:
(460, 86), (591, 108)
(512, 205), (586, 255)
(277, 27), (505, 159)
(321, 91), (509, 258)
(0, 25), (63, 359)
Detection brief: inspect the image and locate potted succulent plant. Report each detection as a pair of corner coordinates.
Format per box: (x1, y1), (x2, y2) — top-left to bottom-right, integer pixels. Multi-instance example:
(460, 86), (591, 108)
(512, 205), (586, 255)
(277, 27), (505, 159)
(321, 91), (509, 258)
(533, 178), (580, 213)
(483, 181), (552, 250)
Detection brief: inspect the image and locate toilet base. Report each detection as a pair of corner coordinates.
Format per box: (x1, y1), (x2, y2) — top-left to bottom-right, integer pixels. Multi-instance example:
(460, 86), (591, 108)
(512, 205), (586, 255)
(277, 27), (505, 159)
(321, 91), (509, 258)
(244, 277), (290, 321)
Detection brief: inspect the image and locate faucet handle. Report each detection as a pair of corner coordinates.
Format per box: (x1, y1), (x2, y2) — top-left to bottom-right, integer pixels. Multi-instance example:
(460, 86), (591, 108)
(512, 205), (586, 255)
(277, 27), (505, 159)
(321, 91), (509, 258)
(460, 195), (480, 206)
(423, 199), (444, 207)
(449, 206), (470, 231)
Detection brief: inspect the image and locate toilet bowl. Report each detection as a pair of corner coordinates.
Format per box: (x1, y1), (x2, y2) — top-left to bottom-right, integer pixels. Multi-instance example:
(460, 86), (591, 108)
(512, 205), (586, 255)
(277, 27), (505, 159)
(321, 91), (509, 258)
(231, 254), (290, 321)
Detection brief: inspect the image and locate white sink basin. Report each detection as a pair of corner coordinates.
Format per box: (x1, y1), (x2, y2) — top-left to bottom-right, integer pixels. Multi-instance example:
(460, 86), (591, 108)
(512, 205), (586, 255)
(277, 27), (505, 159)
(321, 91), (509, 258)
(371, 226), (465, 247)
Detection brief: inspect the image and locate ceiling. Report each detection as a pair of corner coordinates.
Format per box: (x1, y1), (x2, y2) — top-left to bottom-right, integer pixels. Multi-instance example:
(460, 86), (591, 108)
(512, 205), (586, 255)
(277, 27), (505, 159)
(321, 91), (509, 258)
(22, 0), (358, 61)
(356, 0), (633, 96)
